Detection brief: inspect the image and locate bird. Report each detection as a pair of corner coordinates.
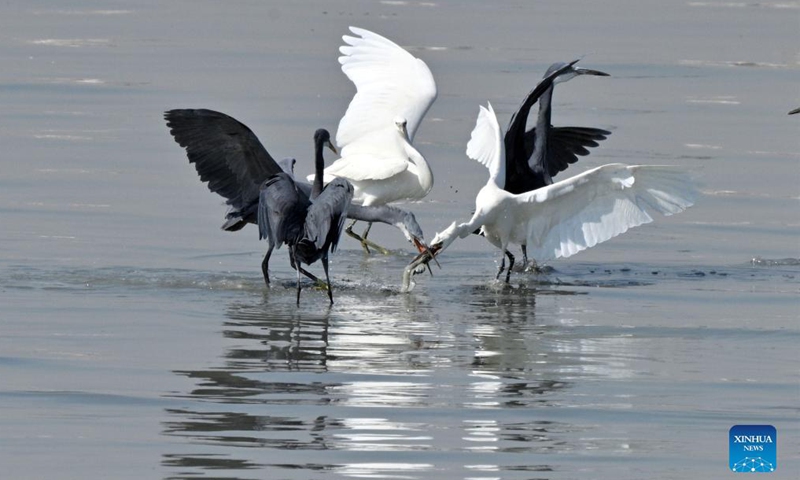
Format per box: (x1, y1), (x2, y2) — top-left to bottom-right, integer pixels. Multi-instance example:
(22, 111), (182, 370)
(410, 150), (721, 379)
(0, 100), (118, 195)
(502, 60), (611, 267)
(309, 26), (437, 255)
(505, 60), (610, 194)
(404, 96), (697, 288)
(164, 109), (430, 283)
(258, 129), (353, 305)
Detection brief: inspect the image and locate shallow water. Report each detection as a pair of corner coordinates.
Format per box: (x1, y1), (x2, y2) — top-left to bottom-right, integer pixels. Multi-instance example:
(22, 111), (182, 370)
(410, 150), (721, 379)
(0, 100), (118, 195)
(1, 1), (799, 479)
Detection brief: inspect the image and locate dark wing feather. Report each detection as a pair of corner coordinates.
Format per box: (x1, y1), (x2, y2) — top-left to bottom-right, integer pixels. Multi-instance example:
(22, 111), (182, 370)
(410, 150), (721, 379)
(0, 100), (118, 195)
(257, 173), (309, 248)
(303, 179), (354, 253)
(164, 109), (282, 212)
(523, 126), (611, 177)
(503, 60), (580, 193)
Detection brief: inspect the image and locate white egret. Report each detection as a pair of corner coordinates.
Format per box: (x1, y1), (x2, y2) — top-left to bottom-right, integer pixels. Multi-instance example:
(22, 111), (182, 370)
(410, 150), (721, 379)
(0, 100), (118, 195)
(404, 101), (697, 288)
(310, 27), (437, 254)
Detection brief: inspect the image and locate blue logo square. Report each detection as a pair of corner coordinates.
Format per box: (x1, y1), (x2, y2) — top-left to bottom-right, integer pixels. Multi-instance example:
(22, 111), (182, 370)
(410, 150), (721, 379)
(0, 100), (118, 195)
(729, 425), (776, 473)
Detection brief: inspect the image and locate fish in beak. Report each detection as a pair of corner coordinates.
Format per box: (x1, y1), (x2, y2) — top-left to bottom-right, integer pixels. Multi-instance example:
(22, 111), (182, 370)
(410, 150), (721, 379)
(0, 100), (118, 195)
(402, 241), (444, 291)
(411, 236), (441, 273)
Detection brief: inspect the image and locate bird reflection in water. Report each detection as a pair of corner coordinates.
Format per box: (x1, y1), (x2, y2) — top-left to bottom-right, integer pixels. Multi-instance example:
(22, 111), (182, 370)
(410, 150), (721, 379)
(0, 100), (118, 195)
(162, 287), (589, 478)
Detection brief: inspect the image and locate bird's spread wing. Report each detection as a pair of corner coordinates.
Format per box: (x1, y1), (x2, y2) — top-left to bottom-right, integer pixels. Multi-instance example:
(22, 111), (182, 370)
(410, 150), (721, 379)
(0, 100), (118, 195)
(165, 109), (282, 211)
(524, 126), (611, 179)
(466, 103), (505, 184)
(258, 173), (310, 247)
(516, 164), (697, 263)
(503, 60), (580, 192)
(335, 26), (437, 147)
(304, 178), (354, 252)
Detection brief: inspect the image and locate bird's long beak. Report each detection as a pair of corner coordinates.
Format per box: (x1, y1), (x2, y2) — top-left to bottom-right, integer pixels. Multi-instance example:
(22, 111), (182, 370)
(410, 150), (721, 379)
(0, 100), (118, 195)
(411, 236), (440, 271)
(408, 241), (443, 273)
(326, 140), (338, 155)
(575, 67), (610, 77)
(789, 107), (800, 115)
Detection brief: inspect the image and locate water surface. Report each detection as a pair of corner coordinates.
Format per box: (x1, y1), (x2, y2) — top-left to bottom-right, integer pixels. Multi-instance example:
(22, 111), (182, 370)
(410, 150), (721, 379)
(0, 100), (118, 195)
(1, 1), (798, 479)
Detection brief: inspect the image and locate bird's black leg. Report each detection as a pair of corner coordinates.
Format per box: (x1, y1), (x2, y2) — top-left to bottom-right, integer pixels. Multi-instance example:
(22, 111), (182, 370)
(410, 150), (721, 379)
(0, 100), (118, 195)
(496, 255), (506, 280)
(322, 254), (333, 305)
(300, 268), (323, 285)
(288, 254), (327, 287)
(292, 248), (302, 306)
(262, 243), (274, 287)
(521, 245), (528, 271)
(504, 250), (515, 283)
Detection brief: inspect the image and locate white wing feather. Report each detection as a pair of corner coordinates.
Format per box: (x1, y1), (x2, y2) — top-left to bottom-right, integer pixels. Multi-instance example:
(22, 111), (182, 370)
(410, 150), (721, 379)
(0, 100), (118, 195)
(516, 164), (697, 263)
(465, 102), (504, 183)
(320, 152), (408, 182)
(335, 26), (437, 147)
(312, 128), (410, 183)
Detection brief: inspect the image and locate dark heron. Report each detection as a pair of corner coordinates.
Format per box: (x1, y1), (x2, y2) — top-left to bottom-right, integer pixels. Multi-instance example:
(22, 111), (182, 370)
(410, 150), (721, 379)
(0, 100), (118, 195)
(503, 60), (610, 268)
(164, 109), (430, 278)
(258, 129), (352, 305)
(504, 60), (611, 194)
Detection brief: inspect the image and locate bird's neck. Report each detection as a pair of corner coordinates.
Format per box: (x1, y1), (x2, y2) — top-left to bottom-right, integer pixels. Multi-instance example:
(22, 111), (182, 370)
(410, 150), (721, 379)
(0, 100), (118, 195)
(532, 87), (554, 164)
(490, 129), (507, 189)
(311, 143), (325, 200)
(406, 143), (434, 196)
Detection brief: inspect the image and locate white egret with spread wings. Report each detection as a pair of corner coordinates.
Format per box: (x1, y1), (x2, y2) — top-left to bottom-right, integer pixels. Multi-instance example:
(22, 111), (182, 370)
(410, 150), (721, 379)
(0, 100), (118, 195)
(311, 27), (438, 254)
(405, 92), (697, 288)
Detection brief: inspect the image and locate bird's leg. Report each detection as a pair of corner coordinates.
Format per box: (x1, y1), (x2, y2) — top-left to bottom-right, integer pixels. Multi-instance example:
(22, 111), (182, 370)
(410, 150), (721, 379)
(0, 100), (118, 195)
(504, 250), (515, 283)
(322, 254), (333, 305)
(262, 243), (274, 287)
(345, 219), (371, 254)
(303, 269), (329, 289)
(496, 255), (506, 280)
(347, 220), (391, 255)
(520, 245), (529, 271)
(361, 222), (393, 255)
(293, 248), (302, 306)
(345, 219), (358, 236)
(289, 255), (328, 289)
